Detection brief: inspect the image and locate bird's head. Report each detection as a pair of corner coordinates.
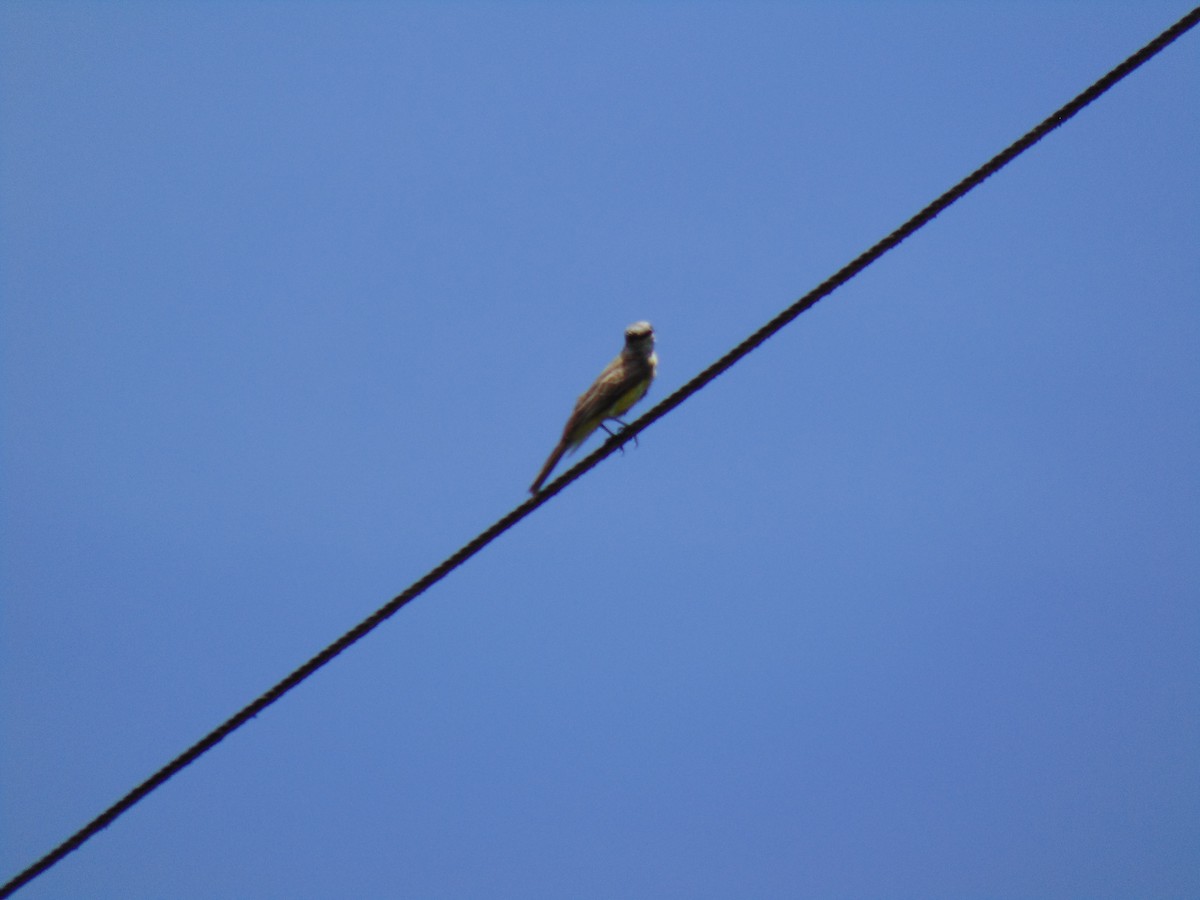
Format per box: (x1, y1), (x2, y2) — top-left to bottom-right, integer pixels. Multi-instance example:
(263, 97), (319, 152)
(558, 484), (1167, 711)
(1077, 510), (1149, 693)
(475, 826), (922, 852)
(624, 321), (655, 355)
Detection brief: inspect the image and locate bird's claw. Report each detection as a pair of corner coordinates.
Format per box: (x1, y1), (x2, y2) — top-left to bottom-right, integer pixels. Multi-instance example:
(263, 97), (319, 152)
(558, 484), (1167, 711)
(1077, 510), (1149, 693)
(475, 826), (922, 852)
(601, 418), (638, 452)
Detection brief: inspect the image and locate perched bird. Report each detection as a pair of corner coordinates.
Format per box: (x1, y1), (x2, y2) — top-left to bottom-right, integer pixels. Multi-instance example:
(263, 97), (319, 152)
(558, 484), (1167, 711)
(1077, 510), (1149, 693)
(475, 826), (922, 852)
(529, 321), (658, 494)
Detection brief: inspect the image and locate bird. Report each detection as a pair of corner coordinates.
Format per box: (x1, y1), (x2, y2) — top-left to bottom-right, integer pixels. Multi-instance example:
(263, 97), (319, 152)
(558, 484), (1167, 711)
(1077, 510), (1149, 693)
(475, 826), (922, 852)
(529, 321), (658, 494)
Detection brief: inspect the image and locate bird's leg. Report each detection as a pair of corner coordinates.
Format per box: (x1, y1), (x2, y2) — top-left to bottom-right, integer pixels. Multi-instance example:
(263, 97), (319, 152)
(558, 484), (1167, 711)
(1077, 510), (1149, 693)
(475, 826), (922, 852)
(599, 421), (625, 453)
(604, 417), (638, 448)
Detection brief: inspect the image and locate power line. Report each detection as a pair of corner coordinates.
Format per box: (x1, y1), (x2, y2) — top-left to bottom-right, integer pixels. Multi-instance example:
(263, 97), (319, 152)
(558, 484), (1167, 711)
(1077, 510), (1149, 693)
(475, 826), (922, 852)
(3, 7), (1197, 897)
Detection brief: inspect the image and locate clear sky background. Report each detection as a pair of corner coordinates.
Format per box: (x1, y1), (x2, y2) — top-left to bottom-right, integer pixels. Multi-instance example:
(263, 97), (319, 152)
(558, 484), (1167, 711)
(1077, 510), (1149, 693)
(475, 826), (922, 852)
(2, 3), (1197, 898)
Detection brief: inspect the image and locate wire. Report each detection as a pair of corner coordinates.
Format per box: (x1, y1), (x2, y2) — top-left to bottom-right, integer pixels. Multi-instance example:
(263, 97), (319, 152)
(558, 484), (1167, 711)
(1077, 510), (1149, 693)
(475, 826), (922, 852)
(3, 7), (1197, 897)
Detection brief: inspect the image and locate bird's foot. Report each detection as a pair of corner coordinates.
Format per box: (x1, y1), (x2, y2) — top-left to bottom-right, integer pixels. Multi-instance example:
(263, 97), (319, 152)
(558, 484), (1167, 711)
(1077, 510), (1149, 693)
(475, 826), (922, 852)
(602, 418), (638, 449)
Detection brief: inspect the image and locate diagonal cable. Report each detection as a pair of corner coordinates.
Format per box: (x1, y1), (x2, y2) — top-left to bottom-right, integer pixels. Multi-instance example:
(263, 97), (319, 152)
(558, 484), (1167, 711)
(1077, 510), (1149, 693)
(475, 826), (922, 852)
(3, 6), (1197, 897)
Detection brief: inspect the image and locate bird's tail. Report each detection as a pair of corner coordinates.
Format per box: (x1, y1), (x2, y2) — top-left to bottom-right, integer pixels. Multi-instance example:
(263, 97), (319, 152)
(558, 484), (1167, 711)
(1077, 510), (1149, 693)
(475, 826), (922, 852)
(530, 441), (568, 494)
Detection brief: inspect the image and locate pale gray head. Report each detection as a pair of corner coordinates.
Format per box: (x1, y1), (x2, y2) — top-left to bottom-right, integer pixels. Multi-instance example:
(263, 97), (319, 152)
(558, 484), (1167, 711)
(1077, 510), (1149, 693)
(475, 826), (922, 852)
(623, 321), (655, 357)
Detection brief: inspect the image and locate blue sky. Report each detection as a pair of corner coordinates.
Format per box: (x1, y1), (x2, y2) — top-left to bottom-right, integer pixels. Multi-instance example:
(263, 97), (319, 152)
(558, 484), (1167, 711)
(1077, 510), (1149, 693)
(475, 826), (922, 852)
(2, 3), (1197, 897)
